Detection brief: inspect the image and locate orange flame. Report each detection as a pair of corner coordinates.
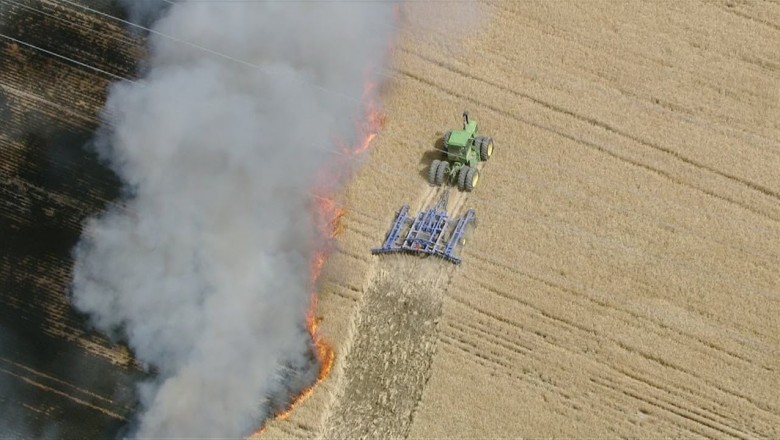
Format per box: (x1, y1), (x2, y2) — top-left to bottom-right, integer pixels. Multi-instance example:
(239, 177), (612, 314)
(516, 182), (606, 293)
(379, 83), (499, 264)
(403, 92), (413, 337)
(273, 294), (335, 422)
(350, 80), (388, 156)
(339, 79), (388, 157)
(248, 69), (386, 439)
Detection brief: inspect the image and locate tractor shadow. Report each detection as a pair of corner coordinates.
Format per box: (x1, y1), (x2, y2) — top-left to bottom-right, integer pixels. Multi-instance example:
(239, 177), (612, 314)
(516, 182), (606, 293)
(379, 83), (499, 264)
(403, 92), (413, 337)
(417, 136), (447, 182)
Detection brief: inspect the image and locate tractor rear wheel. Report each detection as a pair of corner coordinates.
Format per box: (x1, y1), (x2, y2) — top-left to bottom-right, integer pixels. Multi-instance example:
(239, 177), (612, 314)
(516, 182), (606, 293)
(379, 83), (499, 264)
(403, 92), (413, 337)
(435, 161), (450, 186)
(429, 160), (441, 185)
(443, 131), (452, 146)
(457, 166), (470, 191)
(479, 137), (494, 161)
(465, 167), (479, 192)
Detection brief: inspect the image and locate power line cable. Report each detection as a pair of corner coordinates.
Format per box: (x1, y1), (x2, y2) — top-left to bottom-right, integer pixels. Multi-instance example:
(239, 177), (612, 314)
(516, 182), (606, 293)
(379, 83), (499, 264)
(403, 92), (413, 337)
(6, 0), (142, 47)
(56, 0), (400, 104)
(2, 5), (482, 269)
(0, 10), (418, 213)
(0, 32), (135, 83)
(7, 0), (398, 84)
(0, 31), (411, 190)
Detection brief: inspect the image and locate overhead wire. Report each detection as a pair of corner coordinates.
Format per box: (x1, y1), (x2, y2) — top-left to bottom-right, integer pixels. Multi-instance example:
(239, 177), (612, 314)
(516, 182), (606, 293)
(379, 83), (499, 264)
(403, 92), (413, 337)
(0, 32), (135, 83)
(0, 36), (411, 208)
(2, 1), (516, 267)
(0, 0), (432, 226)
(5, 0), (399, 95)
(56, 0), (402, 103)
(1, 0), (395, 95)
(5, 0), (141, 48)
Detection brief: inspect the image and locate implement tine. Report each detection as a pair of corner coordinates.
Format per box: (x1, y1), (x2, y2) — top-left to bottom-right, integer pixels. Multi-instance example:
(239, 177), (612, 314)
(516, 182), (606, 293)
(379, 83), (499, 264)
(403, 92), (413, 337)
(372, 194), (476, 265)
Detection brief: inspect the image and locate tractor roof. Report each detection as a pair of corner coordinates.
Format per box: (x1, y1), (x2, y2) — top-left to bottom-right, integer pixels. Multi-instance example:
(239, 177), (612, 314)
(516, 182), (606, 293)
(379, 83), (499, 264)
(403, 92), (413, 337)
(448, 121), (477, 147)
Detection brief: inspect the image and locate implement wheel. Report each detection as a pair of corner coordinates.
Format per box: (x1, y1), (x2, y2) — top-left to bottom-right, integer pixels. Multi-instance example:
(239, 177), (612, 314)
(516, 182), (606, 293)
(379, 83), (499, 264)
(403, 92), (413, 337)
(435, 161), (450, 186)
(429, 159), (441, 185)
(465, 167), (479, 192)
(479, 137), (494, 161)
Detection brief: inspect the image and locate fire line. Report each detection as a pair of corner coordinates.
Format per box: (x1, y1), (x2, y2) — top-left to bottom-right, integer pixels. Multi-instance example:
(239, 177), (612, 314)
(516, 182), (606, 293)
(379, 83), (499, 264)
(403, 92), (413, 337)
(248, 78), (387, 439)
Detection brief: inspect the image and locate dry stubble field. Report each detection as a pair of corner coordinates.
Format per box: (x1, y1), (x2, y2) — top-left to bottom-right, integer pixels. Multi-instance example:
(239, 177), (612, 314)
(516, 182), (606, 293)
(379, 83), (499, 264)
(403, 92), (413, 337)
(1, 0), (779, 438)
(263, 1), (780, 438)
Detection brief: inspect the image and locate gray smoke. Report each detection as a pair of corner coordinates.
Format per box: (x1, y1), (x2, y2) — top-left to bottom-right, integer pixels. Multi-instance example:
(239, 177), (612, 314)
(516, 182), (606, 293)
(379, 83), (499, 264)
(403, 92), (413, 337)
(70, 1), (396, 438)
(116, 0), (167, 28)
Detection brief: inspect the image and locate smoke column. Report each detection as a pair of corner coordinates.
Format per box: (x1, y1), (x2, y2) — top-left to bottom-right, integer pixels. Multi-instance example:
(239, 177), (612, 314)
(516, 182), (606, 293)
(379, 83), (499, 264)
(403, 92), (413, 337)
(70, 1), (396, 437)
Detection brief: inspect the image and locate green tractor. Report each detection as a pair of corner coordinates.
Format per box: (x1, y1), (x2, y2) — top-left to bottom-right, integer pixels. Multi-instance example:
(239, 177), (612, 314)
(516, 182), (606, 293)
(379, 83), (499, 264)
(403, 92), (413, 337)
(428, 111), (494, 192)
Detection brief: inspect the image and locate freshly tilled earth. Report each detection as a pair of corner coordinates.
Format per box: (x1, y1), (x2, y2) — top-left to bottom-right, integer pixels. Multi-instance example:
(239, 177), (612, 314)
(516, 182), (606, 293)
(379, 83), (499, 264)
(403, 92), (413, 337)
(322, 261), (446, 439)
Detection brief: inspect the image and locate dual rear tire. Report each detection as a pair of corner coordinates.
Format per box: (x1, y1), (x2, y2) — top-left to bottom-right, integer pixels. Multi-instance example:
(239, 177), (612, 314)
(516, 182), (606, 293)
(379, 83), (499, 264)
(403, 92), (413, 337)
(475, 136), (494, 161)
(428, 160), (450, 186)
(457, 166), (479, 192)
(430, 161), (479, 192)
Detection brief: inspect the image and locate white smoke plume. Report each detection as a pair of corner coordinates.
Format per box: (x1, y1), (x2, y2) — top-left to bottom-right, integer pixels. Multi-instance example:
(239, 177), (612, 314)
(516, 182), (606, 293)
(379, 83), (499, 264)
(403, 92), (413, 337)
(70, 1), (396, 438)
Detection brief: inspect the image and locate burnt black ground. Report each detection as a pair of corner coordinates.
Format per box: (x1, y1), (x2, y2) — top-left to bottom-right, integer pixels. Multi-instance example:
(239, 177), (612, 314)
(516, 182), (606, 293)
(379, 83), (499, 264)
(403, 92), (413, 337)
(1, 1), (145, 437)
(1, 2), (329, 437)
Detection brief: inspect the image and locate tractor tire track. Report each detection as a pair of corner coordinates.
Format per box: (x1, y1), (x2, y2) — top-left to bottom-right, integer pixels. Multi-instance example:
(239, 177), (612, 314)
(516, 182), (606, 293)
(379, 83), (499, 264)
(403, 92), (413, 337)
(451, 258), (780, 427)
(466, 249), (778, 373)
(705, 0), (780, 33)
(436, 298), (729, 437)
(394, 67), (780, 224)
(444, 288), (776, 437)
(472, 246), (778, 355)
(494, 1), (780, 106)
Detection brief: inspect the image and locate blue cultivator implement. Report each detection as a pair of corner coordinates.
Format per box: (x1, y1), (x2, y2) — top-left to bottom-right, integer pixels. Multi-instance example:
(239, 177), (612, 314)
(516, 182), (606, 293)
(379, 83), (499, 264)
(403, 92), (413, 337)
(372, 190), (476, 265)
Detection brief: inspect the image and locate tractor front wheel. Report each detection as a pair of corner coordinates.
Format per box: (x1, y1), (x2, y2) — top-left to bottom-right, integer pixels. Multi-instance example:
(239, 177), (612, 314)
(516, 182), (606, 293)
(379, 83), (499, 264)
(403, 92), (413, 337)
(443, 131), (452, 147)
(465, 167), (479, 192)
(480, 137), (494, 161)
(435, 161), (450, 186)
(429, 159), (441, 185)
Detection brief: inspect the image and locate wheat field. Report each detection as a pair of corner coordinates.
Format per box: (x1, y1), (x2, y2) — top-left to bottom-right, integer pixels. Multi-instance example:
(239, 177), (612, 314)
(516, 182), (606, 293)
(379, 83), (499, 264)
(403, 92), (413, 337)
(262, 1), (780, 438)
(1, 0), (779, 438)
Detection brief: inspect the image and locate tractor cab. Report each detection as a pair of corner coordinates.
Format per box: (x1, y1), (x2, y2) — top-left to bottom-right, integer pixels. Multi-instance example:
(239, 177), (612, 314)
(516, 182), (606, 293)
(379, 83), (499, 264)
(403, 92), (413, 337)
(445, 112), (478, 164)
(445, 131), (470, 164)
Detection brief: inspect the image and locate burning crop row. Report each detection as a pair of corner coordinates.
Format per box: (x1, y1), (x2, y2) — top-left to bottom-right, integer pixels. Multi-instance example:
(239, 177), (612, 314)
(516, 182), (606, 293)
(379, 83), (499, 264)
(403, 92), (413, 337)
(249, 79), (388, 438)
